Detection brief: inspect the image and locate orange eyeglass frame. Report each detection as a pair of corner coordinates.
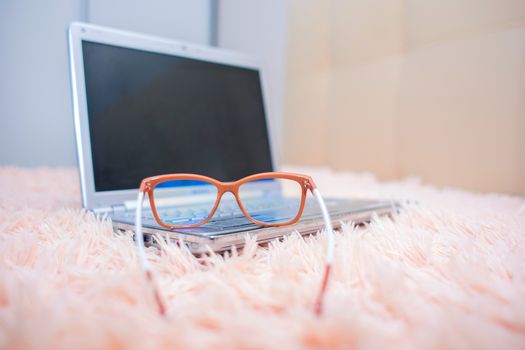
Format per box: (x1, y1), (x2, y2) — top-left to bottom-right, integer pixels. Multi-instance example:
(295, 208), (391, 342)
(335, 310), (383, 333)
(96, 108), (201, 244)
(135, 171), (333, 318)
(139, 172), (318, 229)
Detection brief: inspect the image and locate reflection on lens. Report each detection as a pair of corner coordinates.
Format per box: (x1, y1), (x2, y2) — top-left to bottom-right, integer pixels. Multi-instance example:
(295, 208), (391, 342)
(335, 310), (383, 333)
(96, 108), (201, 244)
(153, 179), (218, 226)
(238, 178), (303, 224)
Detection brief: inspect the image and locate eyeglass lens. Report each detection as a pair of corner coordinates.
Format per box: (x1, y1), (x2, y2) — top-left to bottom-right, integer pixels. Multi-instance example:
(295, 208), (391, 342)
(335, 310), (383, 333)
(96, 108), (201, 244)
(238, 177), (303, 224)
(152, 179), (218, 226)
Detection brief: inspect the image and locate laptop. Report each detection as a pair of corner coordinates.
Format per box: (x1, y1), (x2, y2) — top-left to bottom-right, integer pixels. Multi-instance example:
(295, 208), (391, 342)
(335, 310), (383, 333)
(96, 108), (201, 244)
(67, 22), (395, 254)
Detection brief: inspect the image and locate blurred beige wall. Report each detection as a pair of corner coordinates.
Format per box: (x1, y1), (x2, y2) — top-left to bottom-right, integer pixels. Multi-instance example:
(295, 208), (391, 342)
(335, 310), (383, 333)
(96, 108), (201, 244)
(284, 0), (525, 195)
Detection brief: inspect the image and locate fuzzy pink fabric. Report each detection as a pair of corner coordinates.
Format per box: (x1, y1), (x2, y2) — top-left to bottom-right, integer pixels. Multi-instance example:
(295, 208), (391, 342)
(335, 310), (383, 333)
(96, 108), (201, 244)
(0, 166), (524, 349)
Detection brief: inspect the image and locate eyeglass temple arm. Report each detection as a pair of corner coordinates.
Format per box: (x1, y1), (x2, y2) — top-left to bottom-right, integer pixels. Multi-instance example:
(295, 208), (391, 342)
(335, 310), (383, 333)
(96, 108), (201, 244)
(310, 185), (334, 317)
(135, 190), (167, 316)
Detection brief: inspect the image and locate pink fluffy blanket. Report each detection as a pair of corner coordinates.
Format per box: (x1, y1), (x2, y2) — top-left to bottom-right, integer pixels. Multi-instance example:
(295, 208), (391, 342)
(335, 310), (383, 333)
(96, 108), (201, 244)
(0, 166), (524, 349)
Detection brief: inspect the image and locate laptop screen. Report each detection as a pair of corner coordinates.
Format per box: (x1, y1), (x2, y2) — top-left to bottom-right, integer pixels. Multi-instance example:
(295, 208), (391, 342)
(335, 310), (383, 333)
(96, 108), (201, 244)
(81, 41), (274, 192)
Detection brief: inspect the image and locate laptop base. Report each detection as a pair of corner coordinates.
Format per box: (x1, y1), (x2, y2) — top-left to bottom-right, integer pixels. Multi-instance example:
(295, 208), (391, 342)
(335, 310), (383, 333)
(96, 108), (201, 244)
(112, 198), (396, 254)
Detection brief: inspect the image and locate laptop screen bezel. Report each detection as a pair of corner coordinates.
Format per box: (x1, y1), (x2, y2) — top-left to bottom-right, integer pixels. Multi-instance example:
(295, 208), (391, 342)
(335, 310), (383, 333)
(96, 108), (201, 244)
(68, 22), (278, 210)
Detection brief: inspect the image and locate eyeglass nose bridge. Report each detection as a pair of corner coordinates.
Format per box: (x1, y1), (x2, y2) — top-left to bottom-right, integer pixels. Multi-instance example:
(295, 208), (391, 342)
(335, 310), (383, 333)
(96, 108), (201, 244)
(213, 183), (245, 216)
(216, 182), (239, 197)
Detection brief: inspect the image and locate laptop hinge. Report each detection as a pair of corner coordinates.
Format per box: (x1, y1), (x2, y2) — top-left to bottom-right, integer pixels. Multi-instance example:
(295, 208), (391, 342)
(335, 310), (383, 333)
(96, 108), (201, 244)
(93, 204), (126, 215)
(111, 204), (126, 213)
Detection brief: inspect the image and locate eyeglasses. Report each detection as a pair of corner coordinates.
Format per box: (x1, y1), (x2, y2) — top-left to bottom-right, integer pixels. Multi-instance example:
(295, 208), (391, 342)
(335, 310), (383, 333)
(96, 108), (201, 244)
(134, 172), (334, 316)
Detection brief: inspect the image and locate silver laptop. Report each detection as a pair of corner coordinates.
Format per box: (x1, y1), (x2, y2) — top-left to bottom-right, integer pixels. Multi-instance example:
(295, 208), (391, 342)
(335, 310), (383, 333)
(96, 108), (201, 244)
(68, 22), (395, 254)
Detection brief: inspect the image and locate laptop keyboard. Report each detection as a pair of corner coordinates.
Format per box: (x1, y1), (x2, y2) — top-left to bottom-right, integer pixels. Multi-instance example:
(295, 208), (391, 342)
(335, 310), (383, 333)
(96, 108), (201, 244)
(138, 198), (319, 227)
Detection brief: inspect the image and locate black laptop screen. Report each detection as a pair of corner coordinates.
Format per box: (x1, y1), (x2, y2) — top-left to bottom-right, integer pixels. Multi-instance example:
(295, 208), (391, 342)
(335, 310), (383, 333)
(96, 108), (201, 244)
(81, 41), (273, 192)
